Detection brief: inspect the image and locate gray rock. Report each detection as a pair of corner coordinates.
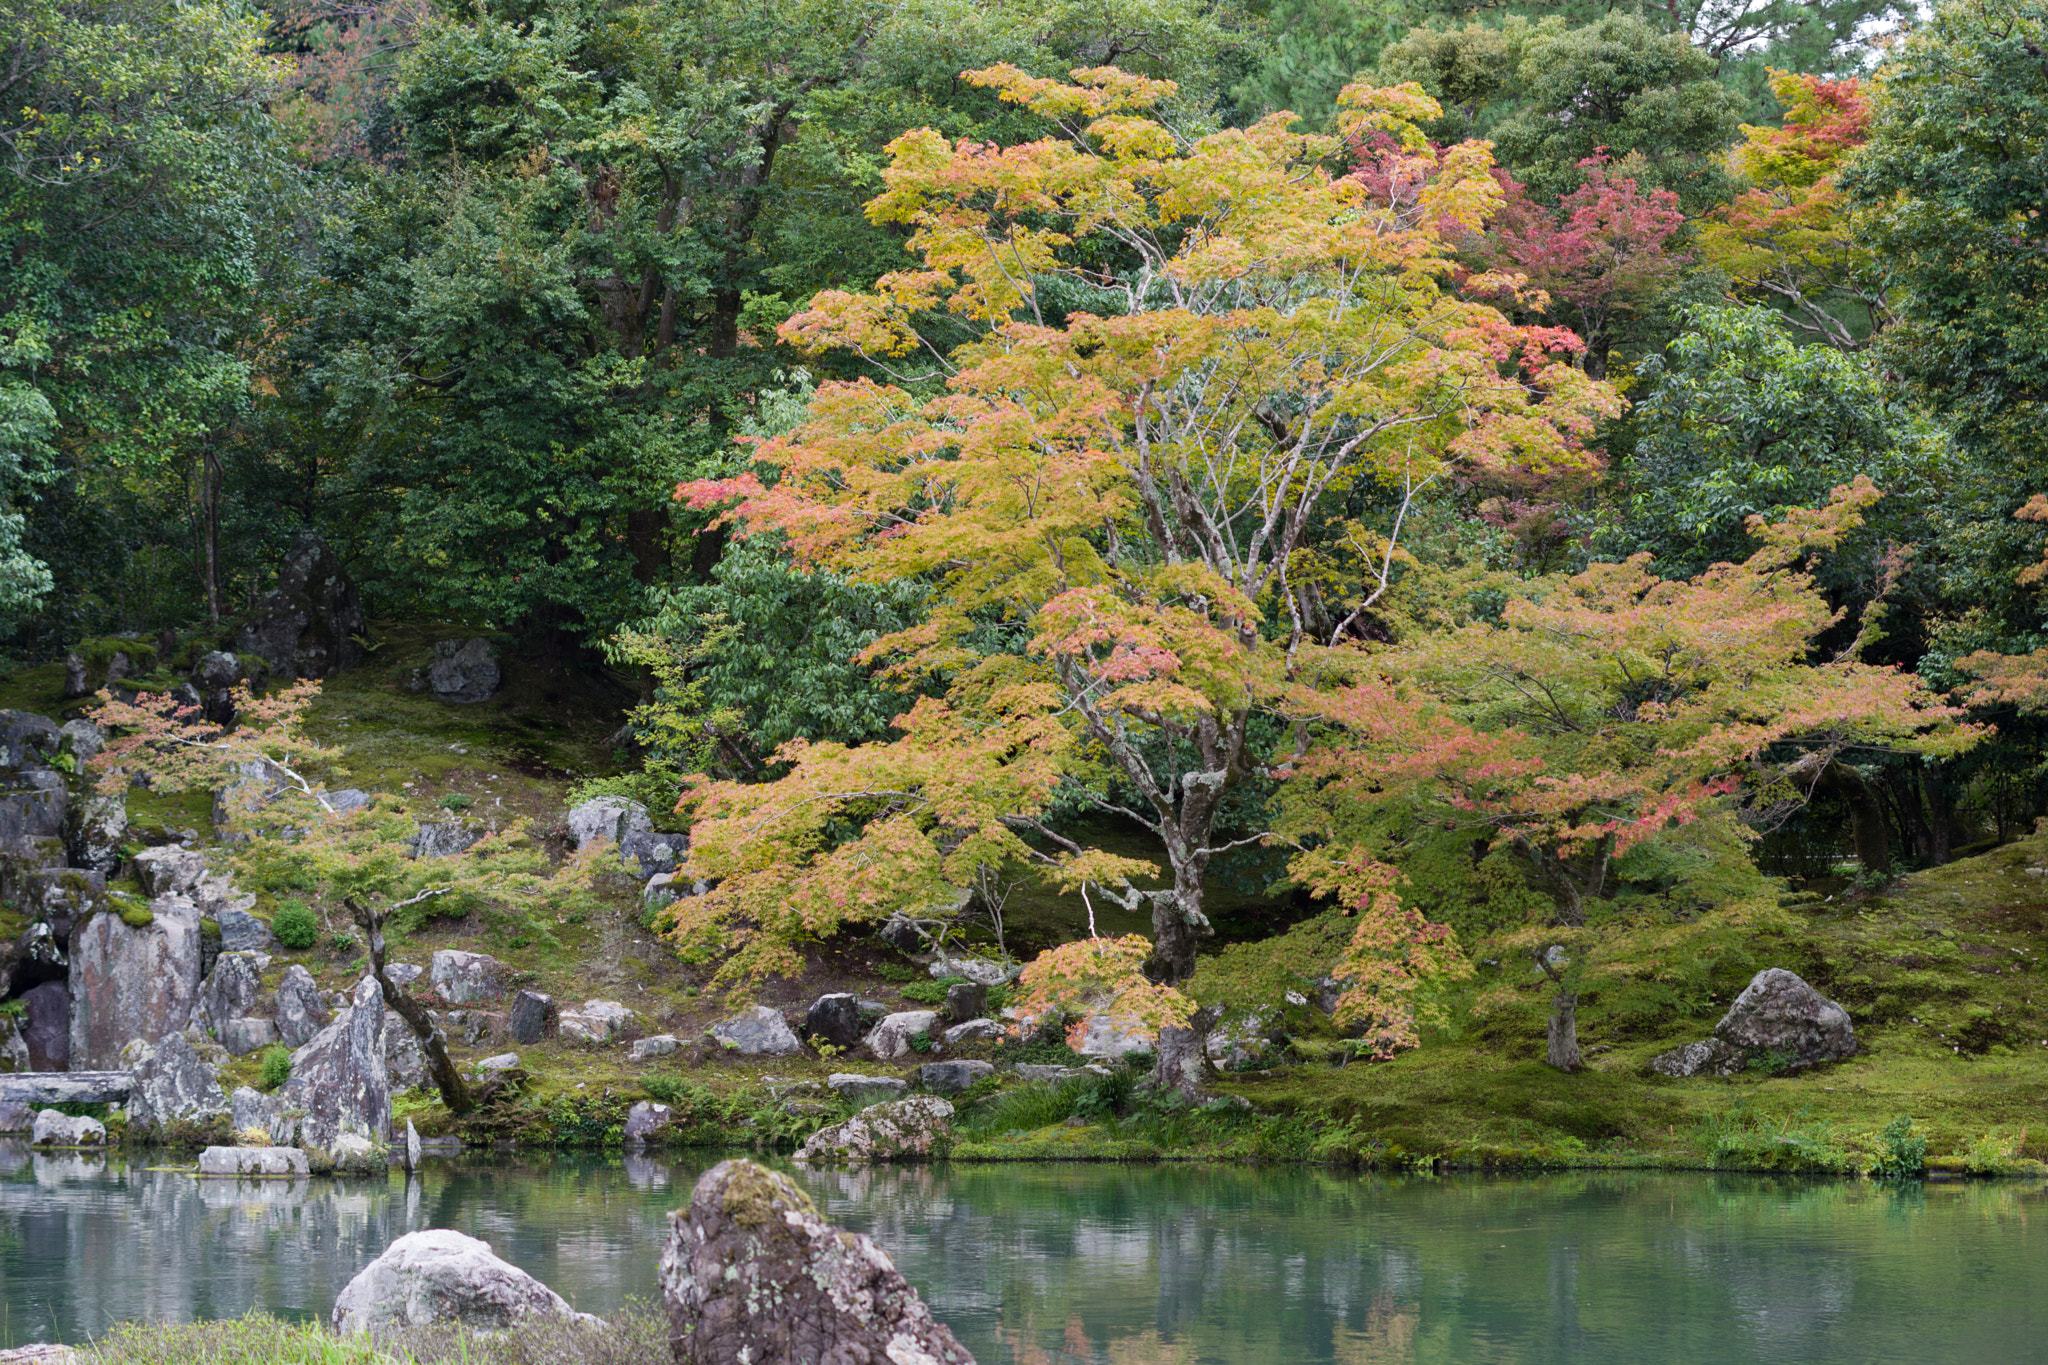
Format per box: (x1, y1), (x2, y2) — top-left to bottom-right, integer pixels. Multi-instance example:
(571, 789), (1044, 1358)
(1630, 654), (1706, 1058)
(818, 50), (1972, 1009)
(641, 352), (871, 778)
(196, 951), (265, 1040)
(275, 965), (329, 1048)
(1651, 969), (1857, 1078)
(826, 1074), (910, 1109)
(918, 1060), (994, 1095)
(943, 1018), (1005, 1045)
(222, 1017), (280, 1056)
(429, 950), (502, 1005)
(329, 1132), (381, 1173)
(19, 980), (68, 1072)
(944, 981), (987, 1022)
(198, 1145), (308, 1178)
(864, 1009), (940, 1061)
(217, 907), (273, 954)
(628, 1034), (677, 1061)
(57, 719), (104, 763)
(410, 639), (500, 704)
(1011, 1063), (1106, 1083)
(931, 954), (1015, 986)
(235, 531), (364, 680)
(64, 793), (125, 875)
(0, 770), (67, 844)
(558, 1000), (629, 1045)
(642, 872), (681, 914)
(857, 998), (890, 1021)
(476, 1053), (521, 1073)
(22, 867), (101, 945)
(331, 1229), (581, 1333)
(69, 893), (205, 1068)
(132, 846), (207, 898)
(405, 1118), (421, 1172)
(283, 976), (389, 1156)
(325, 789), (373, 814)
(385, 1022), (427, 1090)
(1075, 1010), (1151, 1059)
(384, 962), (423, 987)
(0, 712), (60, 771)
(443, 1009), (493, 1046)
(618, 830), (684, 878)
(122, 1031), (229, 1134)
(0, 1100), (30, 1131)
(708, 1004), (802, 1057)
(878, 914), (925, 953)
(0, 1017), (25, 1073)
(30, 1110), (105, 1148)
(659, 1159), (974, 1365)
(230, 1085), (298, 1146)
(794, 1096), (955, 1162)
(191, 651), (267, 727)
(507, 990), (554, 1044)
(410, 821), (480, 859)
(804, 993), (867, 1049)
(565, 797), (651, 851)
(624, 1101), (676, 1146)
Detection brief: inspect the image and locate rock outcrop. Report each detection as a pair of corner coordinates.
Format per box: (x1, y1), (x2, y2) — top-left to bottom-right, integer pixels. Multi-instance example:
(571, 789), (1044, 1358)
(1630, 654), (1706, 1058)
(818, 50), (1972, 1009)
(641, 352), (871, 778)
(624, 1101), (676, 1146)
(30, 1110), (105, 1148)
(283, 976), (389, 1158)
(235, 532), (364, 679)
(803, 993), (866, 1049)
(917, 1060), (994, 1095)
(195, 951), (265, 1042)
(660, 1158), (974, 1365)
(68, 894), (204, 1069)
(1651, 968), (1857, 1077)
(409, 639), (500, 704)
(132, 846), (206, 898)
(123, 1031), (230, 1135)
(864, 1009), (939, 1061)
(565, 796), (651, 851)
(793, 1096), (955, 1162)
(826, 1074), (910, 1108)
(558, 999), (631, 1045)
(275, 965), (329, 1047)
(198, 1145), (309, 1177)
(707, 1005), (801, 1056)
(429, 950), (502, 1005)
(507, 990), (554, 1043)
(332, 1229), (583, 1333)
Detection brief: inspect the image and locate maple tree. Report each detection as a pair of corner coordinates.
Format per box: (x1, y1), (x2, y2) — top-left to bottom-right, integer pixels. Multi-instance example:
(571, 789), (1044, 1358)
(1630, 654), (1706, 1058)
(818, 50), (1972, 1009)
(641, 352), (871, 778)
(669, 65), (1614, 1022)
(1699, 70), (1881, 351)
(1284, 481), (1983, 1069)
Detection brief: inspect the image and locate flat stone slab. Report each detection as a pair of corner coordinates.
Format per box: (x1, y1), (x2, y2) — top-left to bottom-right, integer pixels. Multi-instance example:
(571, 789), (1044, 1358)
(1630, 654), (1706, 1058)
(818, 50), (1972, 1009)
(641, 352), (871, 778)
(197, 1145), (310, 1178)
(0, 1072), (133, 1105)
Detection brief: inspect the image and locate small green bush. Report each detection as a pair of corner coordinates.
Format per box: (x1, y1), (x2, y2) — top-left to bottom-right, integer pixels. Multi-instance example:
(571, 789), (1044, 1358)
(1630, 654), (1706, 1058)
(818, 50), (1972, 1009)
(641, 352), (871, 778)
(439, 793), (474, 812)
(899, 976), (964, 1006)
(272, 900), (318, 950)
(1873, 1114), (1927, 1178)
(258, 1046), (291, 1092)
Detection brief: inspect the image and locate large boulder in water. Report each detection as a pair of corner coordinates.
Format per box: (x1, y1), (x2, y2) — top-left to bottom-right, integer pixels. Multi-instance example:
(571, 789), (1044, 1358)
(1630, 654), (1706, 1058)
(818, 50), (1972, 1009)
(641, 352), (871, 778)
(235, 531), (364, 679)
(793, 1096), (954, 1162)
(283, 976), (389, 1158)
(68, 894), (204, 1069)
(660, 1158), (974, 1365)
(123, 1031), (230, 1136)
(331, 1229), (582, 1333)
(1651, 968), (1856, 1077)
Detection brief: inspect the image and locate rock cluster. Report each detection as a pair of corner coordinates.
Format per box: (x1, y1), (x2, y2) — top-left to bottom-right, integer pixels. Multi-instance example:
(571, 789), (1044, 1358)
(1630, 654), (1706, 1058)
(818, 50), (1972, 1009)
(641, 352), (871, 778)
(660, 1159), (975, 1365)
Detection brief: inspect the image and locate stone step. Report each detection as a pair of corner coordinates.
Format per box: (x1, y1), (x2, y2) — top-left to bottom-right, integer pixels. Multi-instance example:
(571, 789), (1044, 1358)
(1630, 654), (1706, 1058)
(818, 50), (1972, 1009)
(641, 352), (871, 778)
(0, 1071), (134, 1105)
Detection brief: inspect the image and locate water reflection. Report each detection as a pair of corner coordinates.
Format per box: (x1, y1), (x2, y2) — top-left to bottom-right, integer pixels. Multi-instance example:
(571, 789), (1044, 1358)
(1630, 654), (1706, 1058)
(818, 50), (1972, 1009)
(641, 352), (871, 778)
(2, 1144), (2044, 1364)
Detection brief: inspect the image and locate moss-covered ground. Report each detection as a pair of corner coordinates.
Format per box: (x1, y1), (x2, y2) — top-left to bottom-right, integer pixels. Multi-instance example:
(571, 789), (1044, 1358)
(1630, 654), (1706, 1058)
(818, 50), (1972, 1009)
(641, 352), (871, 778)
(20, 635), (2048, 1177)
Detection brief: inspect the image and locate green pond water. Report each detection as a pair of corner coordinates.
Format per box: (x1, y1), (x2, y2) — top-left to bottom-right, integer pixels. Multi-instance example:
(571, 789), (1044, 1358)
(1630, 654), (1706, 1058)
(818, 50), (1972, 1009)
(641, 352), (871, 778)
(1, 1142), (2043, 1362)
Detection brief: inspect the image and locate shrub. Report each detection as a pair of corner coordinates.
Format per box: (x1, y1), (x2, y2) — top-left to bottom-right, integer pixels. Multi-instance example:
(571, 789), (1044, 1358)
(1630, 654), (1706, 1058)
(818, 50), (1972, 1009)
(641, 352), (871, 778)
(1873, 1115), (1927, 1178)
(271, 900), (317, 950)
(439, 793), (473, 812)
(258, 1046), (291, 1092)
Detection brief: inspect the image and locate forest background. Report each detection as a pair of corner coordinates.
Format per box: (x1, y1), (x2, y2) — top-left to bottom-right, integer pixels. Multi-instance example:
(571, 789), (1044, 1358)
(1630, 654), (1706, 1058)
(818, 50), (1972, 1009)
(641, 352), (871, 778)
(14, 0), (2048, 1070)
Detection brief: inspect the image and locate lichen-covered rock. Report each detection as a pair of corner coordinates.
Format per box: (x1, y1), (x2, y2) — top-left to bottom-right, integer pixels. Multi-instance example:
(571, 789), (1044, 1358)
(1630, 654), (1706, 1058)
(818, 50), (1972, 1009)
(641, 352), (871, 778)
(507, 989), (554, 1043)
(217, 907), (273, 954)
(275, 964), (329, 1047)
(864, 1009), (940, 1061)
(1650, 969), (1856, 1078)
(30, 1110), (105, 1148)
(404, 1118), (421, 1172)
(918, 1060), (994, 1095)
(410, 821), (480, 859)
(803, 993), (865, 1049)
(0, 1100), (30, 1130)
(57, 719), (104, 763)
(0, 712), (60, 772)
(429, 950), (502, 1005)
(0, 770), (68, 844)
(198, 1145), (309, 1177)
(69, 893), (204, 1068)
(196, 951), (265, 1040)
(385, 1022), (426, 1090)
(332, 1229), (581, 1333)
(19, 980), (68, 1071)
(1011, 1063), (1108, 1083)
(708, 1005), (800, 1056)
(23, 869), (101, 949)
(660, 1158), (974, 1365)
(794, 1096), (954, 1162)
(222, 1017), (280, 1056)
(283, 976), (389, 1156)
(558, 999), (631, 1045)
(944, 981), (988, 1023)
(1074, 1009), (1151, 1059)
(131, 846), (207, 898)
(624, 1100), (676, 1146)
(409, 639), (500, 704)
(230, 1085), (299, 1145)
(628, 1034), (677, 1061)
(942, 1018), (1004, 1044)
(565, 796), (652, 851)
(123, 1030), (230, 1134)
(618, 830), (684, 878)
(191, 651), (268, 727)
(64, 794), (125, 875)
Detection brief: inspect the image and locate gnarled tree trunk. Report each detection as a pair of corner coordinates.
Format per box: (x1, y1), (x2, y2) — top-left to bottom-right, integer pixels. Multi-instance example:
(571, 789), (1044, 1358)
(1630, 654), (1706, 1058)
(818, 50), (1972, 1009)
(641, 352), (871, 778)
(346, 896), (473, 1115)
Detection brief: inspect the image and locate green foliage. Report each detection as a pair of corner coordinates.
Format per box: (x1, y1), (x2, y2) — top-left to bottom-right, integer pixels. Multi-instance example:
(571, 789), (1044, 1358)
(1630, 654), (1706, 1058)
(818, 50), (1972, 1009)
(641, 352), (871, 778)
(438, 793), (473, 813)
(85, 1306), (668, 1365)
(271, 900), (317, 950)
(0, 999), (22, 1020)
(1873, 1115), (1927, 1178)
(257, 1046), (291, 1092)
(898, 976), (965, 1006)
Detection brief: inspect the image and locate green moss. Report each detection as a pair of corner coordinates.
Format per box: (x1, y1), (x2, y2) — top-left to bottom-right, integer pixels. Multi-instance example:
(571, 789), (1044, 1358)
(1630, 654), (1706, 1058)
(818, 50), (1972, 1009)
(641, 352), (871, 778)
(718, 1159), (814, 1228)
(117, 902), (154, 928)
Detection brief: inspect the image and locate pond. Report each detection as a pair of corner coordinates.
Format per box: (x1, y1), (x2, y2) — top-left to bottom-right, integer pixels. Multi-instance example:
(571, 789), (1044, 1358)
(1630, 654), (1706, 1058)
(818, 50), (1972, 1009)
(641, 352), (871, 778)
(1, 1143), (2043, 1363)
